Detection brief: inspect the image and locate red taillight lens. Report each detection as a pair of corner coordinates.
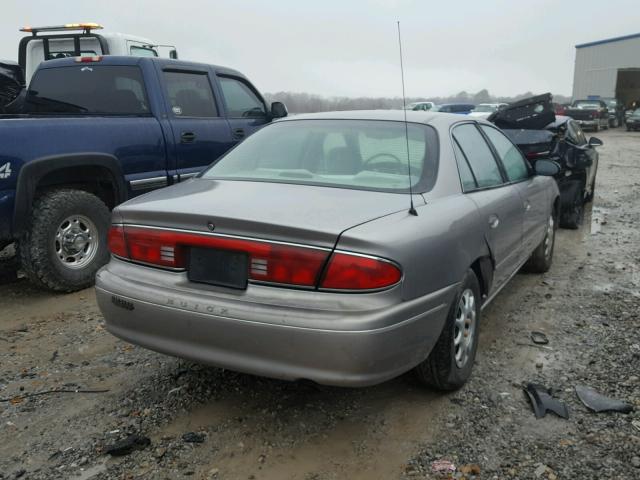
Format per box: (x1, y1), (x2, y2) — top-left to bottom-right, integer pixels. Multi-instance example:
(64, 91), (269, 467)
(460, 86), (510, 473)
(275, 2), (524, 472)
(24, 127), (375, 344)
(320, 252), (402, 291)
(111, 226), (329, 287)
(107, 225), (127, 258)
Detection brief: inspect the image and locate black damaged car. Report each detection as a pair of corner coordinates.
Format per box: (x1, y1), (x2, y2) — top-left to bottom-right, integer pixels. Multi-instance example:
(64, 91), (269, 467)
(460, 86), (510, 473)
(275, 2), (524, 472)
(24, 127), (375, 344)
(490, 94), (601, 229)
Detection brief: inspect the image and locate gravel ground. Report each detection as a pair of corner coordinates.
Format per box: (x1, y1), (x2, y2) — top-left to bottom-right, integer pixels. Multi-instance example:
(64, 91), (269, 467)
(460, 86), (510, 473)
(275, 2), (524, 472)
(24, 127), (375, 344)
(0, 128), (638, 480)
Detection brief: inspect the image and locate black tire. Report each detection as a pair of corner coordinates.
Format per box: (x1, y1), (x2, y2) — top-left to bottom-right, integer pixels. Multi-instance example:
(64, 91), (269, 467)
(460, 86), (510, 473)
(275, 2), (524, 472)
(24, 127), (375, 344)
(19, 189), (110, 292)
(414, 269), (481, 391)
(560, 181), (585, 230)
(523, 212), (556, 273)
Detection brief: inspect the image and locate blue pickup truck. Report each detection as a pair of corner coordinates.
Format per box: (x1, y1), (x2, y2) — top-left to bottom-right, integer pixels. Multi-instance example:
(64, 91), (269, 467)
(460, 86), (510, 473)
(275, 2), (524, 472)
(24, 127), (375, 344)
(0, 55), (287, 291)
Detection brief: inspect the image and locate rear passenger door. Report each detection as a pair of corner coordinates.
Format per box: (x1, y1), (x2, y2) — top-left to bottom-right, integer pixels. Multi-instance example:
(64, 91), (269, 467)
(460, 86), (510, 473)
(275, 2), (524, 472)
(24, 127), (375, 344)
(452, 123), (525, 290)
(217, 75), (270, 144)
(480, 125), (547, 255)
(161, 68), (234, 181)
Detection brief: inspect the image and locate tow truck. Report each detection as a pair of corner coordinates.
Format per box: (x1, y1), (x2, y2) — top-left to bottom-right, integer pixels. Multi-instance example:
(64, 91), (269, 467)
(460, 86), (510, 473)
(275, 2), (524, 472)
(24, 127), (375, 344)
(1, 22), (178, 110)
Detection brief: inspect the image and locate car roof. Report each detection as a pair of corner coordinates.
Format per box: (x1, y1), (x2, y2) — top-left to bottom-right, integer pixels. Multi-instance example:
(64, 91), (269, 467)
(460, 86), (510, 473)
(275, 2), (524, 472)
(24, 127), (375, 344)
(276, 110), (489, 128)
(36, 55), (245, 77)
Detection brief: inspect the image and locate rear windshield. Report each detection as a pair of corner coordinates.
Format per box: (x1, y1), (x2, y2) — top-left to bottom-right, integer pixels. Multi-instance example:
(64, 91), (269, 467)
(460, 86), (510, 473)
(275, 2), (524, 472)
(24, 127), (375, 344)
(201, 120), (438, 193)
(25, 65), (149, 115)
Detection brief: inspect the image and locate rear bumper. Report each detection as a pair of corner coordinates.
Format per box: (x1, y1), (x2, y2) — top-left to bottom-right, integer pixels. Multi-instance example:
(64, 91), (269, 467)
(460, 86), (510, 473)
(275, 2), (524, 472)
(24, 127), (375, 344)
(95, 259), (456, 387)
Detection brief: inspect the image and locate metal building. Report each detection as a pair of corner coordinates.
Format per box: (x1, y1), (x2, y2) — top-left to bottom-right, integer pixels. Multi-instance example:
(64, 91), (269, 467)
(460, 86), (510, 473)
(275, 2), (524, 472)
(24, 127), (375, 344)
(572, 32), (640, 106)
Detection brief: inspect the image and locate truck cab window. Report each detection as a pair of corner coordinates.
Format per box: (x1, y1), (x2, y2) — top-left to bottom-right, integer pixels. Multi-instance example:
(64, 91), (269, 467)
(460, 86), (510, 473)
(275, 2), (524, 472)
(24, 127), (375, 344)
(218, 76), (266, 118)
(163, 71), (218, 117)
(25, 65), (149, 115)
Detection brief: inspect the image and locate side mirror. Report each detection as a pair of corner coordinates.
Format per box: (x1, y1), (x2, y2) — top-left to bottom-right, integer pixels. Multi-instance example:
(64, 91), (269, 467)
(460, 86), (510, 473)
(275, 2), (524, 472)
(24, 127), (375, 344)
(534, 159), (560, 177)
(270, 101), (288, 118)
(169, 49), (178, 59)
(588, 137), (603, 147)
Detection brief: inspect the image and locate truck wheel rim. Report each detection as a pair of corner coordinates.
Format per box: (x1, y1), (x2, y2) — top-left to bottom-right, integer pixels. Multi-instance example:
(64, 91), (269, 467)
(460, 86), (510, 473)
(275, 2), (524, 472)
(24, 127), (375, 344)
(453, 288), (476, 368)
(54, 214), (99, 270)
(544, 215), (555, 258)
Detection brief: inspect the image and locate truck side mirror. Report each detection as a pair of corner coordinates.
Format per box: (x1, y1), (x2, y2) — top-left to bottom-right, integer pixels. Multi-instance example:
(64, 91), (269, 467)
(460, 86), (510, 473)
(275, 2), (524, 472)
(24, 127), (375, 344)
(271, 101), (288, 118)
(169, 49), (178, 59)
(588, 137), (603, 147)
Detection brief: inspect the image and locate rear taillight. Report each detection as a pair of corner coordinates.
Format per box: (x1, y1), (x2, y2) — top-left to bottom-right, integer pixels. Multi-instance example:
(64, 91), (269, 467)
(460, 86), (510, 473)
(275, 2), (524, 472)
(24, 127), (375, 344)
(108, 225), (402, 291)
(320, 252), (402, 291)
(107, 225), (127, 258)
(108, 226), (329, 287)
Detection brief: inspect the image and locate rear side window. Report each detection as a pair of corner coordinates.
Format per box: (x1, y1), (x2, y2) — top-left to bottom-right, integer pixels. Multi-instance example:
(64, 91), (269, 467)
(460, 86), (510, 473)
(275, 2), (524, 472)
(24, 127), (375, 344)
(26, 65), (149, 114)
(218, 76), (266, 118)
(452, 124), (503, 188)
(163, 71), (218, 117)
(452, 139), (477, 191)
(481, 126), (529, 182)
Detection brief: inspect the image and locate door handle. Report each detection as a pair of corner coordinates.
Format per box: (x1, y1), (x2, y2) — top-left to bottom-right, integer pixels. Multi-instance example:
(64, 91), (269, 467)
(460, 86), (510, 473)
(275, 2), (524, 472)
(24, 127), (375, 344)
(488, 215), (500, 229)
(181, 131), (197, 143)
(233, 128), (245, 140)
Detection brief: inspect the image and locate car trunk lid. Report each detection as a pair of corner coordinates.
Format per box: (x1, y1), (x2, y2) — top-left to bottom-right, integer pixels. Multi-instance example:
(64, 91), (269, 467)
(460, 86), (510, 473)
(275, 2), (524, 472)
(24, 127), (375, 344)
(116, 178), (422, 249)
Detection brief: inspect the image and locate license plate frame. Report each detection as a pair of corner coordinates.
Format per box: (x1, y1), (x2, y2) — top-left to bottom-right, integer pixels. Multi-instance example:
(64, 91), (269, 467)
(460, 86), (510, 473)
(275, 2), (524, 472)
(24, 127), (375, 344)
(188, 247), (248, 290)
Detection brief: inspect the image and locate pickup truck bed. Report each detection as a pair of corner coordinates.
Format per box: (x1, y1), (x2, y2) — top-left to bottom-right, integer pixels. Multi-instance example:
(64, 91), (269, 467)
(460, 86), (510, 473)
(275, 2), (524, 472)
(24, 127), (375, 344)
(0, 55), (286, 291)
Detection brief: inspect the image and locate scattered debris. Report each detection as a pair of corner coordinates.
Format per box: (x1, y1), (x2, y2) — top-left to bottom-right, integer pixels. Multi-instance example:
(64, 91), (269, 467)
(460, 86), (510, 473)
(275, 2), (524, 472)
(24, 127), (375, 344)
(523, 383), (569, 419)
(530, 331), (549, 345)
(182, 432), (206, 443)
(431, 459), (456, 474)
(459, 464), (481, 475)
(575, 385), (633, 414)
(105, 434), (151, 456)
(0, 388), (109, 403)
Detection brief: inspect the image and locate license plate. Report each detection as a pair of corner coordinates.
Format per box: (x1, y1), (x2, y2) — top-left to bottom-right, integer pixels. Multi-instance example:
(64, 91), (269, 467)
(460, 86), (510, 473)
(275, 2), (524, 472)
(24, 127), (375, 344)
(188, 247), (248, 289)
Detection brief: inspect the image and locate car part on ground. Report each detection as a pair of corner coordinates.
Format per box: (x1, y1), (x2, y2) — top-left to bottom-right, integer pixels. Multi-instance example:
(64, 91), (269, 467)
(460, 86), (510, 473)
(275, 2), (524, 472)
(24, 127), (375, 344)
(530, 331), (549, 345)
(575, 385), (634, 414)
(523, 383), (569, 419)
(96, 110), (559, 388)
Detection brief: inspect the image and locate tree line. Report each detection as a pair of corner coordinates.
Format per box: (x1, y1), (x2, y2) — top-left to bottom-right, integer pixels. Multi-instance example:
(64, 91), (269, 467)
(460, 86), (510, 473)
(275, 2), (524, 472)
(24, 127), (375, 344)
(264, 89), (571, 114)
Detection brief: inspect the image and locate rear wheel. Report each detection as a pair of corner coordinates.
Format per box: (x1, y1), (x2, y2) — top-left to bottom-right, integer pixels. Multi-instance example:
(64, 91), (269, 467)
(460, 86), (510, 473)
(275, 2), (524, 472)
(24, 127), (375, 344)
(524, 212), (556, 273)
(20, 189), (111, 292)
(414, 269), (481, 391)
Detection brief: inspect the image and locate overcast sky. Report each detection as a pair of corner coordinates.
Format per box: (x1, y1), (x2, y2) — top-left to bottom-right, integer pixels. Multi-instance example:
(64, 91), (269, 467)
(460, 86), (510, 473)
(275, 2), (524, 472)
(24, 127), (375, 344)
(1, 0), (638, 98)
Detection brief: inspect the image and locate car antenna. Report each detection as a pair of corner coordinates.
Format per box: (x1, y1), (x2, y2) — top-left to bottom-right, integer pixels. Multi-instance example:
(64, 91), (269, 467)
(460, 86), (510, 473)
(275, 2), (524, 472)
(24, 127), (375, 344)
(396, 21), (418, 216)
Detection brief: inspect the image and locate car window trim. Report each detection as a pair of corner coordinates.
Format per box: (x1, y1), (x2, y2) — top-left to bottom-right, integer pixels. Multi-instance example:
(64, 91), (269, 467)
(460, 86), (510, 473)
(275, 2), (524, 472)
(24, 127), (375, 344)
(162, 68), (221, 119)
(449, 121), (508, 192)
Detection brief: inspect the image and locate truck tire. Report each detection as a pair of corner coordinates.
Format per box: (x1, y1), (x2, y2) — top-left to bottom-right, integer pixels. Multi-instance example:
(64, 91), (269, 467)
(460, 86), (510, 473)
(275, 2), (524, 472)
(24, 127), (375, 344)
(560, 181), (585, 230)
(20, 189), (110, 292)
(523, 212), (556, 273)
(414, 269), (481, 391)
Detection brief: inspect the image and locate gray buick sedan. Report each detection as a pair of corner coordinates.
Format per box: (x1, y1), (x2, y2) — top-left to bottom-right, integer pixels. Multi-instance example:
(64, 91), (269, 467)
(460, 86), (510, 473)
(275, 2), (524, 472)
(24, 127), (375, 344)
(96, 111), (560, 389)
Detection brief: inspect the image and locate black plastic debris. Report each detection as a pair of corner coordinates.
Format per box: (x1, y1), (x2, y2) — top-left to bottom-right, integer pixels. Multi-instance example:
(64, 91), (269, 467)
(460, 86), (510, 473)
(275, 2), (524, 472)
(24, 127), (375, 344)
(530, 331), (549, 345)
(182, 432), (206, 443)
(575, 385), (633, 414)
(105, 434), (151, 456)
(523, 383), (569, 419)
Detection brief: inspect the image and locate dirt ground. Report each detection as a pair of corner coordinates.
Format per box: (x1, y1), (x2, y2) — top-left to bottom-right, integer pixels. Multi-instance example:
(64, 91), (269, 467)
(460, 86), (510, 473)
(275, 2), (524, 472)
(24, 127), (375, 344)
(1, 128), (639, 480)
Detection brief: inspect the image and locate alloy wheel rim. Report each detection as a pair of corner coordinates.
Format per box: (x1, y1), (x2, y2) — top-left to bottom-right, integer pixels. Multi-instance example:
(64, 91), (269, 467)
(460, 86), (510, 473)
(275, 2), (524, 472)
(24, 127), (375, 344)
(54, 214), (99, 269)
(453, 288), (476, 368)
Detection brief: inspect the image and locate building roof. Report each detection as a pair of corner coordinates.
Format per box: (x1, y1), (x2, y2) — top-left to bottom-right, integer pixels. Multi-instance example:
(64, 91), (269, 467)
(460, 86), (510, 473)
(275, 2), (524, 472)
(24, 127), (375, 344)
(576, 32), (640, 49)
